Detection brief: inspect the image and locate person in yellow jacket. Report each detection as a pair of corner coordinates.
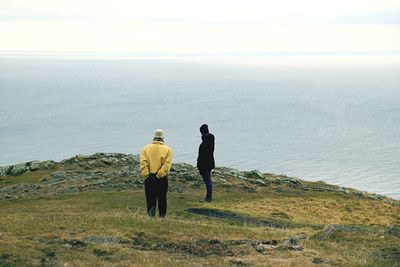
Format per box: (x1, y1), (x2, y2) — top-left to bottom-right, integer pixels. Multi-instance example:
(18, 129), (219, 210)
(140, 129), (173, 218)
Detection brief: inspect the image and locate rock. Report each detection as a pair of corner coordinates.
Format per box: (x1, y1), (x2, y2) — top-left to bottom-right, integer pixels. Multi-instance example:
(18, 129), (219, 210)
(214, 167), (241, 177)
(100, 157), (120, 165)
(230, 259), (249, 266)
(29, 160), (54, 171)
(226, 239), (251, 246)
(41, 160), (55, 169)
(252, 240), (278, 252)
(282, 237), (303, 251)
(243, 170), (264, 179)
(28, 161), (42, 171)
(0, 184), (42, 199)
(368, 194), (385, 200)
(171, 163), (195, 173)
(51, 171), (67, 180)
(312, 258), (324, 264)
(0, 160), (55, 176)
(83, 236), (119, 244)
(0, 166), (12, 176)
(97, 152), (123, 158)
(63, 239), (87, 250)
(75, 154), (95, 161)
(337, 187), (351, 194)
(248, 179), (267, 186)
(320, 224), (369, 238)
(127, 154), (140, 164)
(2, 152), (397, 204)
(272, 176), (301, 186)
(88, 160), (100, 167)
(254, 243), (276, 252)
(182, 173), (198, 181)
(9, 163), (29, 175)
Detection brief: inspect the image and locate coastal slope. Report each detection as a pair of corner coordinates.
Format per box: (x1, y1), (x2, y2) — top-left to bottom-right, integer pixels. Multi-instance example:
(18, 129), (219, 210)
(0, 153), (399, 266)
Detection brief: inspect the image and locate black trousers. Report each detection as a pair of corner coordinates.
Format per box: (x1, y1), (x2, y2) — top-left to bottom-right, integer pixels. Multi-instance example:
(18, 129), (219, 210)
(144, 176), (168, 217)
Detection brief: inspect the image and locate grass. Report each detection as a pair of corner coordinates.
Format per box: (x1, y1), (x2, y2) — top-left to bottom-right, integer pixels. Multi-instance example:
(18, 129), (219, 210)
(0, 170), (49, 188)
(0, 185), (399, 266)
(216, 192), (400, 226)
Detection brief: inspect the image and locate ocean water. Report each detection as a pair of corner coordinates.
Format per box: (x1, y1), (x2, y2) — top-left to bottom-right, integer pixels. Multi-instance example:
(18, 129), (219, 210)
(0, 57), (399, 199)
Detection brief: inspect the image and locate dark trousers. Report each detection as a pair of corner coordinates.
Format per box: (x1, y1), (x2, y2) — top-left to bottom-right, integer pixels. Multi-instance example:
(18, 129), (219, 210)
(144, 176), (168, 217)
(201, 170), (212, 200)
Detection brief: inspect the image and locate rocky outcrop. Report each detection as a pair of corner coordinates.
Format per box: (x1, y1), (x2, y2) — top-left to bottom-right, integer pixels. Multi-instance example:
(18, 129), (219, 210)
(0, 153), (393, 203)
(0, 153), (284, 200)
(0, 160), (55, 176)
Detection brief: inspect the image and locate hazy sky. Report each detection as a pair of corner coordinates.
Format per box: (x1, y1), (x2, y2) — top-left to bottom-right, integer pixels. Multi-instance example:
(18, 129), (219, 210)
(0, 0), (399, 53)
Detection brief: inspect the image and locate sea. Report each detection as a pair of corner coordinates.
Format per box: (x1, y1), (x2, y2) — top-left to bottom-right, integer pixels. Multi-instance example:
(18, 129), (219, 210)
(0, 55), (399, 199)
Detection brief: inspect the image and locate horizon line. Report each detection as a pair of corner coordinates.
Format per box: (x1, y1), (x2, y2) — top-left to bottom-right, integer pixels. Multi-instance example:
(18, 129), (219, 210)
(1, 50), (400, 56)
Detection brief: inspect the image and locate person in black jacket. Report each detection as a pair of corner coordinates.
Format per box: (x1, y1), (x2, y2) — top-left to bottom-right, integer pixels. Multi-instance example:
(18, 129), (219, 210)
(197, 124), (215, 202)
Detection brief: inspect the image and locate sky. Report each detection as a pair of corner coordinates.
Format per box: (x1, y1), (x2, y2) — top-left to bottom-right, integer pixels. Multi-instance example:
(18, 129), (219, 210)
(0, 0), (399, 54)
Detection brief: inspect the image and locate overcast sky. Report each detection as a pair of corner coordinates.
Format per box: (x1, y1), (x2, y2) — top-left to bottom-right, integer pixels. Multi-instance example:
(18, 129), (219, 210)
(0, 0), (399, 53)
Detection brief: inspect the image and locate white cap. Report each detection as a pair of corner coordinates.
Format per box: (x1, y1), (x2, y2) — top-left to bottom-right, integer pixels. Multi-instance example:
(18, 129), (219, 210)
(154, 129), (164, 139)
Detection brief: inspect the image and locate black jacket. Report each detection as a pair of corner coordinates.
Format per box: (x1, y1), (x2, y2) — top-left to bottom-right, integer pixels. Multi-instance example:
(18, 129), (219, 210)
(197, 133), (215, 171)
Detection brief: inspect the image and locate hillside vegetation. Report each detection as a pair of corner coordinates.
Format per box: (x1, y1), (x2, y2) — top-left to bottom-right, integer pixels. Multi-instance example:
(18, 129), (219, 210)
(0, 153), (399, 266)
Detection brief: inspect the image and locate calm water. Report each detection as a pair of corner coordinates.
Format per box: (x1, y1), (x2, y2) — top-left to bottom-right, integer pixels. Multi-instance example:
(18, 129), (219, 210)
(0, 57), (399, 199)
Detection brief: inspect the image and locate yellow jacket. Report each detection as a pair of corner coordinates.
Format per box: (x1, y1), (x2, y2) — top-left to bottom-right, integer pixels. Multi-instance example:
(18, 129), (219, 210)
(140, 140), (173, 178)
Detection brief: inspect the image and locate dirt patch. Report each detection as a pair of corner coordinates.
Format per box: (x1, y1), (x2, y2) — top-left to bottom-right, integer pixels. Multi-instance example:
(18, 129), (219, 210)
(187, 208), (309, 229)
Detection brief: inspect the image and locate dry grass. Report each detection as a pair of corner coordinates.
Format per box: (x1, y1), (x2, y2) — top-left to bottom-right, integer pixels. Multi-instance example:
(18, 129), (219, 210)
(217, 193), (400, 226)
(0, 170), (50, 188)
(0, 185), (399, 266)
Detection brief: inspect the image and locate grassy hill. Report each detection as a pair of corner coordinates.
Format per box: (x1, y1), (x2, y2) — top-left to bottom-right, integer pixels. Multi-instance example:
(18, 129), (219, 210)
(0, 153), (399, 266)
